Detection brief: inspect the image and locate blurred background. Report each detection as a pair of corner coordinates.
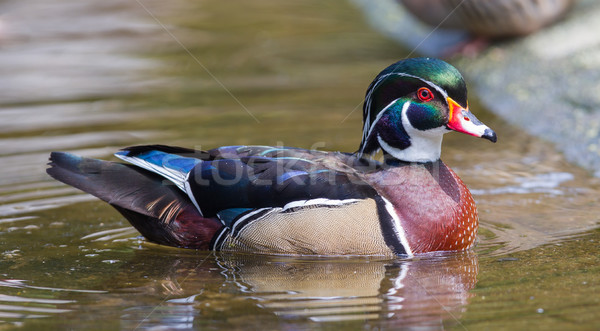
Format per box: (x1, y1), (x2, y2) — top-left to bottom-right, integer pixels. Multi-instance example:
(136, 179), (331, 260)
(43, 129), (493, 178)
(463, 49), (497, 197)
(0, 0), (598, 329)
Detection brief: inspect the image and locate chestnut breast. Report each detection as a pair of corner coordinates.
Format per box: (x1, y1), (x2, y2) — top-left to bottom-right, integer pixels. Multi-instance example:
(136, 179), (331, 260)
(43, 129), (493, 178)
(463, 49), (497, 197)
(363, 161), (478, 253)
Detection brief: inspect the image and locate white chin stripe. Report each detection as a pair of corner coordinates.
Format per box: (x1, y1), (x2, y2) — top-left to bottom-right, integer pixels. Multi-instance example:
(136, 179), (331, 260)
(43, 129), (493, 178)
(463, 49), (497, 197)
(392, 100), (445, 162)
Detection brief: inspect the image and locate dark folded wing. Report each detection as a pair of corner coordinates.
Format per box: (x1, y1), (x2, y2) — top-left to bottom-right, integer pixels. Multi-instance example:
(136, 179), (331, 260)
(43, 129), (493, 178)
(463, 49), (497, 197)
(187, 146), (379, 216)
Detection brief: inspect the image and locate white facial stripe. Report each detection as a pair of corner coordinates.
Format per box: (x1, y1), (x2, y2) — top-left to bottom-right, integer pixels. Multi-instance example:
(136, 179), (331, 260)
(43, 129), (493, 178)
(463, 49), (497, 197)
(365, 73), (448, 113)
(362, 72), (449, 145)
(360, 100), (408, 155)
(390, 73), (448, 99)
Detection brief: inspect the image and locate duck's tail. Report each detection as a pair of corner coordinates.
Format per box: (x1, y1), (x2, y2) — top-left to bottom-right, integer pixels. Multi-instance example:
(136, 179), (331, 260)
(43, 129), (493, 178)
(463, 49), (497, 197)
(46, 152), (223, 249)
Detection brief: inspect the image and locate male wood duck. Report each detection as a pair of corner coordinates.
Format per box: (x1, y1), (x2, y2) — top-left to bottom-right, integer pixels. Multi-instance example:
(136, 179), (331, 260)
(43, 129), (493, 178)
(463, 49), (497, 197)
(47, 57), (496, 257)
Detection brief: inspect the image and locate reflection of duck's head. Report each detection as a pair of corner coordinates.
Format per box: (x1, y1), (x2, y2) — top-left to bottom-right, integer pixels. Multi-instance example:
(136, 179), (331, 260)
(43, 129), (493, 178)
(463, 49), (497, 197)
(219, 252), (478, 325)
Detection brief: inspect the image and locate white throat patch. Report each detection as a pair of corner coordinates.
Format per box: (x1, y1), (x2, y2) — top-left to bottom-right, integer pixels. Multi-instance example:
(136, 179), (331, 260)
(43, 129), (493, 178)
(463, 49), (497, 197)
(377, 101), (447, 163)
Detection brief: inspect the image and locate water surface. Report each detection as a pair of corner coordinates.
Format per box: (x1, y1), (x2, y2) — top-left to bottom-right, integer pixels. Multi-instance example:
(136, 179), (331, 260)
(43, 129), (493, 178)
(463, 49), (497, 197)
(0, 0), (599, 329)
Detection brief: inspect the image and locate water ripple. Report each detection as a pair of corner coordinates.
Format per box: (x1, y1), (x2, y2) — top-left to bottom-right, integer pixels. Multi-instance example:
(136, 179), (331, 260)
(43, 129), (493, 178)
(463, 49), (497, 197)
(0, 280), (104, 326)
(0, 279), (106, 294)
(471, 172), (575, 196)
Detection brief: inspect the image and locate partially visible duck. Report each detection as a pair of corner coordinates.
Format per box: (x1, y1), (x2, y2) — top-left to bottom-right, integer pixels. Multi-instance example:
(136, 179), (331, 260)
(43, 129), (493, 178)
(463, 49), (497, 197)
(47, 57), (496, 257)
(399, 0), (576, 38)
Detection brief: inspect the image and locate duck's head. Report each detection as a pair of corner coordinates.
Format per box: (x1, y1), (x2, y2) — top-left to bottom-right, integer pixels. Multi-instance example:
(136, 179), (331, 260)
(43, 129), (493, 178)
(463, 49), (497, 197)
(358, 57), (496, 163)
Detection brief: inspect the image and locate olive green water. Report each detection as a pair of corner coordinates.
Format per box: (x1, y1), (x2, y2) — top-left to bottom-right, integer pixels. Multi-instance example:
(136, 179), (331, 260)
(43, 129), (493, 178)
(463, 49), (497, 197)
(0, 1), (599, 330)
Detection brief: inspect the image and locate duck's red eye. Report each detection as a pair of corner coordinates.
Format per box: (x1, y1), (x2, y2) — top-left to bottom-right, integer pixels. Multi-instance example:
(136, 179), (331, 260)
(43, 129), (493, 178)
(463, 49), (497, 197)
(417, 87), (434, 102)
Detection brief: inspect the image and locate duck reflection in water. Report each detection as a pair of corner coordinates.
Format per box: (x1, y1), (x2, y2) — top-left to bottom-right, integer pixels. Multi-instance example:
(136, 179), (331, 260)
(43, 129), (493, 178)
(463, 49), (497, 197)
(120, 251), (478, 329)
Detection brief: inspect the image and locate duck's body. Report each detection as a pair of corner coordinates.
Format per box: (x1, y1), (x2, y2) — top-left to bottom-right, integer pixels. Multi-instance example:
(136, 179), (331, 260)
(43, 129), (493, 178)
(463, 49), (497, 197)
(47, 58), (496, 257)
(216, 155), (476, 256)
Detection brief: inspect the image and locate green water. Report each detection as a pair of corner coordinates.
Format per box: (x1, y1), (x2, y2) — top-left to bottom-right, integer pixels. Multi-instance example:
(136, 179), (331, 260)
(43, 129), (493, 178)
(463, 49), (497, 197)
(0, 0), (599, 329)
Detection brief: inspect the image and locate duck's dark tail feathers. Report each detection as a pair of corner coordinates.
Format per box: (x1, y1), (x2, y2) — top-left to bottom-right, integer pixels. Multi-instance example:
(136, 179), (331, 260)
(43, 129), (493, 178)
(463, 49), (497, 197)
(47, 152), (223, 249)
